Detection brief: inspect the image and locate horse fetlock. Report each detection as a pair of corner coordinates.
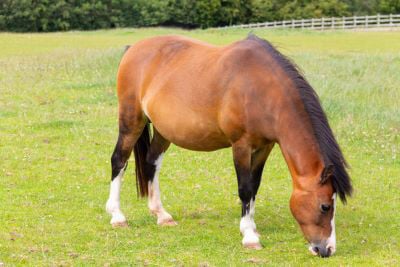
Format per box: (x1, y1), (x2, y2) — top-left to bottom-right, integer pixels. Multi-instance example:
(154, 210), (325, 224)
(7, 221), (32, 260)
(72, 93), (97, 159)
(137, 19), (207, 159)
(105, 198), (118, 214)
(106, 199), (127, 226)
(240, 214), (256, 235)
(240, 222), (256, 235)
(148, 202), (162, 214)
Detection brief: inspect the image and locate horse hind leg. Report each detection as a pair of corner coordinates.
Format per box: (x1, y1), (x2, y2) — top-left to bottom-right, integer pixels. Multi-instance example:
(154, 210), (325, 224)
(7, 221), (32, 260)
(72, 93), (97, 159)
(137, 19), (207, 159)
(106, 110), (145, 227)
(145, 129), (176, 226)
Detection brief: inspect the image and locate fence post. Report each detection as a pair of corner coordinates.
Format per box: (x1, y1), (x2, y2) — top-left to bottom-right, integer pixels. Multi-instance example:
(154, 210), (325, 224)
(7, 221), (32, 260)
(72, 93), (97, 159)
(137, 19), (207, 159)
(353, 15), (356, 28)
(292, 19), (294, 28)
(390, 14), (393, 26)
(365, 15), (368, 27)
(377, 14), (380, 26)
(322, 17), (324, 30)
(332, 17), (335, 29)
(342, 16), (345, 29)
(301, 19), (304, 29)
(311, 18), (314, 29)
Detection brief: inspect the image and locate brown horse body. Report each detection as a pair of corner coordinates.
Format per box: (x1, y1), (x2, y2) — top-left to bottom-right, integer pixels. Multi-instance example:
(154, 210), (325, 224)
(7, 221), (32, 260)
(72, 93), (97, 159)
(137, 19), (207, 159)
(106, 35), (352, 257)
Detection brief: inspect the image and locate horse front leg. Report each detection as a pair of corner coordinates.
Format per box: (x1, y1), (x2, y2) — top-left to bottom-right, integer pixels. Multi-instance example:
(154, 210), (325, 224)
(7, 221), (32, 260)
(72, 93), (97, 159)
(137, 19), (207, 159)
(232, 141), (274, 249)
(232, 141), (260, 249)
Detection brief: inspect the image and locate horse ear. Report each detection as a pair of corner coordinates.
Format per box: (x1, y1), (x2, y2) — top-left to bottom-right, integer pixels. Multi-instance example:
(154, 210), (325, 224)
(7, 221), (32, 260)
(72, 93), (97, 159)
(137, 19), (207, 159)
(321, 164), (334, 183)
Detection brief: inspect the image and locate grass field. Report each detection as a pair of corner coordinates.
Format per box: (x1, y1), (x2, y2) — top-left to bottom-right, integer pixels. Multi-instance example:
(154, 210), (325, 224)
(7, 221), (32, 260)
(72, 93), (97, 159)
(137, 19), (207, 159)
(0, 28), (399, 266)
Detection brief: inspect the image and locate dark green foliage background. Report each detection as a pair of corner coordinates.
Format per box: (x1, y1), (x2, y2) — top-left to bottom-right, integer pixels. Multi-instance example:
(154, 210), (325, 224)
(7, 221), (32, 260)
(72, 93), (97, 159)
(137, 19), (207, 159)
(0, 0), (400, 32)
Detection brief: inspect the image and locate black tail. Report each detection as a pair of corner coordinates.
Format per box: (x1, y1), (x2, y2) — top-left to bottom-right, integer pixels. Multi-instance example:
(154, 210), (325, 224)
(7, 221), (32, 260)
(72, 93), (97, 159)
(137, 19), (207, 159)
(133, 122), (151, 197)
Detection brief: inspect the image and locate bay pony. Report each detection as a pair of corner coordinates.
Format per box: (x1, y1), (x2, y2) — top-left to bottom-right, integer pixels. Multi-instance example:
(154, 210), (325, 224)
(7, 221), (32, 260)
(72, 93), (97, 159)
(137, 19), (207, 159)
(106, 34), (352, 257)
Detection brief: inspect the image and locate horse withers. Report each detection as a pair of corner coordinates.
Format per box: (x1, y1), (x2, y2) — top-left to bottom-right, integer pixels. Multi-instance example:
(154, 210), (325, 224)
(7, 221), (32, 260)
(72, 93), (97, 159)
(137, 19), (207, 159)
(105, 34), (352, 257)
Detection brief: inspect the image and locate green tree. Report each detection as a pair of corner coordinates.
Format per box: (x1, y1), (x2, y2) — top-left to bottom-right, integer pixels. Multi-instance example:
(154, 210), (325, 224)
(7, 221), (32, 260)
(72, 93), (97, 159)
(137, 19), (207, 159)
(166, 0), (221, 28)
(249, 0), (277, 22)
(343, 0), (379, 15)
(39, 0), (71, 31)
(276, 0), (349, 20)
(379, 0), (400, 13)
(138, 0), (170, 26)
(216, 0), (252, 26)
(0, 0), (399, 32)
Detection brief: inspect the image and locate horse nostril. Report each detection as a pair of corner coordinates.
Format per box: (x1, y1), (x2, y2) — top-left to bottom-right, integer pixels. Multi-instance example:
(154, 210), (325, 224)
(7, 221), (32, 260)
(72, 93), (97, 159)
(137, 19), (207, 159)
(319, 246), (331, 258)
(311, 244), (332, 257)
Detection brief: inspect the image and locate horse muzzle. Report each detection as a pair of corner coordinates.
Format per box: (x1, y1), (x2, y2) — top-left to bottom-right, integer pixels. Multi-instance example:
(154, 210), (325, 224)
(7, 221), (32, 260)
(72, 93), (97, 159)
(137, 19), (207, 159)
(309, 242), (336, 258)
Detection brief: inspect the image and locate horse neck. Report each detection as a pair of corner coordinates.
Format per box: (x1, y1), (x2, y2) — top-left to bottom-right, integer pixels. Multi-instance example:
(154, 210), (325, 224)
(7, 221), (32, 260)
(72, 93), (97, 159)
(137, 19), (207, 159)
(277, 105), (325, 190)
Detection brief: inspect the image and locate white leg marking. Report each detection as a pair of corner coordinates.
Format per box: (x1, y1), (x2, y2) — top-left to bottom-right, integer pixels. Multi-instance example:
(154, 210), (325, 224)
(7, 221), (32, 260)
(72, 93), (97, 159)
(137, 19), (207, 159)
(106, 167), (127, 226)
(326, 193), (336, 254)
(240, 199), (261, 248)
(148, 154), (176, 226)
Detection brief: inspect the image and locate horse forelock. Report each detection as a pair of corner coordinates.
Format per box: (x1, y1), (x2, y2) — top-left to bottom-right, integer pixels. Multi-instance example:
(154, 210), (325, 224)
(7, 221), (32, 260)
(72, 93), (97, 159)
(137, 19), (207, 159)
(245, 34), (352, 203)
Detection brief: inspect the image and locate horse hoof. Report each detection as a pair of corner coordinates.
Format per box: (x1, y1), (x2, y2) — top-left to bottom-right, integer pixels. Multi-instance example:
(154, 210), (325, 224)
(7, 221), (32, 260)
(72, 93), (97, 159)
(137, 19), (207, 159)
(112, 221), (129, 228)
(158, 218), (178, 226)
(243, 242), (262, 250)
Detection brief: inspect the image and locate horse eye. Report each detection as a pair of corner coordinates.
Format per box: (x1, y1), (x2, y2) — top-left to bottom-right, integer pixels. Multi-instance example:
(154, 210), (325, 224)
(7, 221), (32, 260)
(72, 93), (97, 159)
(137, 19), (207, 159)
(320, 204), (331, 213)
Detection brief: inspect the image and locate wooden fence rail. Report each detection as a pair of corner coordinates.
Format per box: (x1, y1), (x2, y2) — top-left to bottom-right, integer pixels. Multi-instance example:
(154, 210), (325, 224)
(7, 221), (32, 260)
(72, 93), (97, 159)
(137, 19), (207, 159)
(218, 14), (400, 30)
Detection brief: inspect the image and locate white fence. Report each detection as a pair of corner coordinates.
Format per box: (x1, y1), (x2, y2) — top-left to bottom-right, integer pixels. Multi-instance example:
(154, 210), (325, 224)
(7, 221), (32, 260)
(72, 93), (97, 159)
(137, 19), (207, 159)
(219, 14), (400, 30)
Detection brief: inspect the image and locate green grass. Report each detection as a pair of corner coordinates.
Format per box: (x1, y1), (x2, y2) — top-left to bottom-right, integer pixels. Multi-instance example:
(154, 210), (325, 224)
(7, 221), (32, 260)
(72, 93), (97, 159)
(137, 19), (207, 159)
(0, 28), (399, 266)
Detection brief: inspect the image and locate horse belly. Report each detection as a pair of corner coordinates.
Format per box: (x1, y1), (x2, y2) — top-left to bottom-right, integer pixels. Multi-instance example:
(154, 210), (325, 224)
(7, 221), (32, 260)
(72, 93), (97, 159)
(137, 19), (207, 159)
(144, 97), (230, 151)
(161, 126), (230, 151)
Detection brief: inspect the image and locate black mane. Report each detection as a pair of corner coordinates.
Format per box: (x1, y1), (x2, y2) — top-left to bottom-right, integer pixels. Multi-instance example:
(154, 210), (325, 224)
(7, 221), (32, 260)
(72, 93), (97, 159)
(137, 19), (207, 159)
(246, 34), (352, 203)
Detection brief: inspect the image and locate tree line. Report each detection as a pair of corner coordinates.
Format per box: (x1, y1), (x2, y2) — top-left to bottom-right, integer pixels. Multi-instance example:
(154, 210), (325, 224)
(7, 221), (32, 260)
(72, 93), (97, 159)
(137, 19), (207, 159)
(1, 0), (399, 32)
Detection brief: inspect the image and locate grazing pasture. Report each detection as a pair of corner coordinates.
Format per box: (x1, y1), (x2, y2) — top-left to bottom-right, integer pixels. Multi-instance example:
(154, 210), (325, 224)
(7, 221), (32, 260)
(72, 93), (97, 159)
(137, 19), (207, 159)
(0, 28), (399, 266)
